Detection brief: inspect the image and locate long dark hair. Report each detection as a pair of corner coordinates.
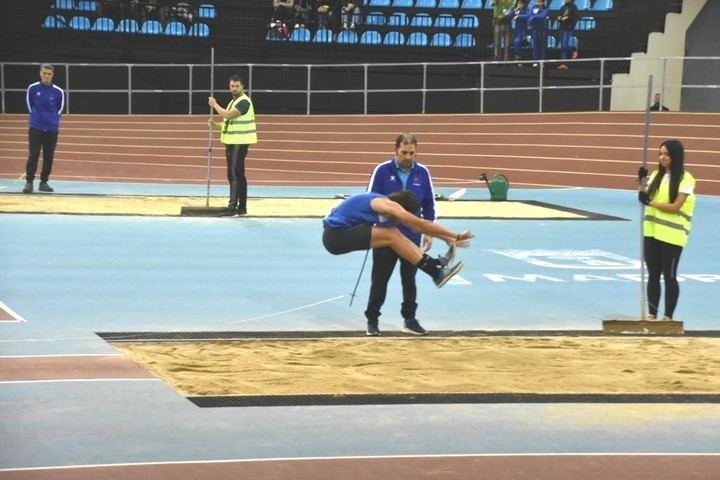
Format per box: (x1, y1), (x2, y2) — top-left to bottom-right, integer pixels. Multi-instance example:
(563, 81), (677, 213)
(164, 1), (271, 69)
(647, 139), (685, 203)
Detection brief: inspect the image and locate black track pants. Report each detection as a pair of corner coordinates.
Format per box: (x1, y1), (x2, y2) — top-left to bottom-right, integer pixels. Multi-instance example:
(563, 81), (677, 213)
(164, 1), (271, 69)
(644, 236), (683, 318)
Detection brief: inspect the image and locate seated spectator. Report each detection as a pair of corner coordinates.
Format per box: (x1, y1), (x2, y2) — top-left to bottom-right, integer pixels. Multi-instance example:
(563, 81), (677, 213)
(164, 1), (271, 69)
(650, 93), (670, 111)
(268, 17), (289, 39)
(341, 1), (361, 30)
(169, 2), (195, 24)
(273, 0), (295, 26)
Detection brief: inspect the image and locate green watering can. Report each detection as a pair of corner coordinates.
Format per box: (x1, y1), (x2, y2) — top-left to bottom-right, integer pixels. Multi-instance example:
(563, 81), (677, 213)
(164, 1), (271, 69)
(479, 173), (509, 201)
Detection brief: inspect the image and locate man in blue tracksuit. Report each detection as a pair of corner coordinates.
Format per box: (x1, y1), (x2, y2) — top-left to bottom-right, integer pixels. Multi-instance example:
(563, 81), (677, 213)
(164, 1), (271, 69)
(24, 64), (65, 194)
(364, 133), (438, 336)
(528, 0), (549, 65)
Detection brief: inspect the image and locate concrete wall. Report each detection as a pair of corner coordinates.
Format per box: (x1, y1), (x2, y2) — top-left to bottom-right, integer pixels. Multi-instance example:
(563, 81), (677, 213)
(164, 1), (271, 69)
(610, 0), (708, 111)
(682, 0), (720, 112)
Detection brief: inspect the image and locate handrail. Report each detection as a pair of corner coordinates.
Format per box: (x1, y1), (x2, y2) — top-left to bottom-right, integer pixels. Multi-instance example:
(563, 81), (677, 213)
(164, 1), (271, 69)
(1, 56), (718, 115)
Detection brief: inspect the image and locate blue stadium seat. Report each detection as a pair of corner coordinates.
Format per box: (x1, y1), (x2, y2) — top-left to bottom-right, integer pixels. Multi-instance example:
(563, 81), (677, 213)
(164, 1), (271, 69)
(407, 31), (428, 46)
(414, 0), (437, 8)
(549, 0), (563, 9)
(438, 0), (460, 8)
(140, 20), (163, 34)
(457, 14), (478, 28)
(388, 12), (408, 26)
(455, 32), (475, 47)
(570, 35), (579, 49)
(198, 3), (217, 18)
(576, 16), (596, 30)
(43, 15), (67, 28)
(91, 17), (114, 31)
(188, 23), (210, 37)
(383, 31), (405, 45)
(590, 0), (613, 10)
(69, 16), (91, 30)
(410, 13), (432, 27)
(54, 0), (75, 10)
(313, 28), (333, 42)
(165, 21), (186, 36)
(434, 13), (456, 28)
(336, 30), (359, 43)
(575, 0), (591, 9)
(391, 0), (414, 6)
(289, 26), (311, 42)
(367, 0), (391, 6)
(547, 35), (557, 48)
(460, 0), (482, 8)
(116, 18), (139, 33)
(365, 12), (386, 26)
(77, 0), (97, 12)
(430, 32), (452, 46)
(360, 30), (382, 44)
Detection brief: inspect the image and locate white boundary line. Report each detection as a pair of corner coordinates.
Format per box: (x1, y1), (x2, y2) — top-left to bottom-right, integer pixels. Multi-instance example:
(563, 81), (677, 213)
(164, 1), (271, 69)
(0, 353), (122, 358)
(0, 300), (26, 323)
(0, 378), (159, 385)
(1, 452), (718, 472)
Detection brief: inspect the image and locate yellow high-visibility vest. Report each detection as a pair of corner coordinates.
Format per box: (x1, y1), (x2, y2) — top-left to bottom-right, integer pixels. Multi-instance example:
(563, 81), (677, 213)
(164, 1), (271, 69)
(220, 93), (257, 145)
(643, 170), (696, 247)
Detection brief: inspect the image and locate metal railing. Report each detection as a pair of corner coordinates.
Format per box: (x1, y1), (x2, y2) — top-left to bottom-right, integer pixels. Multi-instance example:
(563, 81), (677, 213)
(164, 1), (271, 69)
(1, 56), (718, 114)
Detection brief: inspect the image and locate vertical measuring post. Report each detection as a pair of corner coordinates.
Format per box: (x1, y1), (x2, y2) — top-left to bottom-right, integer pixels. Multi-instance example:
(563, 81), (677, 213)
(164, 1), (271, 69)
(639, 74), (654, 320)
(205, 47), (215, 207)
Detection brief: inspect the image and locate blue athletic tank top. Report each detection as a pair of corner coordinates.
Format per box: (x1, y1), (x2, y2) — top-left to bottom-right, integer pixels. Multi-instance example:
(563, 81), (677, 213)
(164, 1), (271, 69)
(323, 193), (386, 228)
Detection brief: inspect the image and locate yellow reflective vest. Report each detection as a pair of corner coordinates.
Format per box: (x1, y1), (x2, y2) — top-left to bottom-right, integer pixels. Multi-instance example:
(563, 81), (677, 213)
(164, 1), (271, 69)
(643, 170), (696, 247)
(220, 93), (257, 145)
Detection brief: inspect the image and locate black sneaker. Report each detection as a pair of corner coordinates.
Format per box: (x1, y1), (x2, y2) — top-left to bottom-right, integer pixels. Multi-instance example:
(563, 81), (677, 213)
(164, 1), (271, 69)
(366, 321), (380, 336)
(403, 318), (427, 335)
(433, 261), (463, 288)
(39, 182), (54, 192)
(236, 209), (248, 216)
(218, 208), (236, 217)
(22, 182), (33, 194)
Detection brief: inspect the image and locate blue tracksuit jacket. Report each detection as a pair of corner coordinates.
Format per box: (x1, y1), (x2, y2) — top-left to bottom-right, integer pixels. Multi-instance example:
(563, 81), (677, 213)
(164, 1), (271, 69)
(26, 82), (65, 132)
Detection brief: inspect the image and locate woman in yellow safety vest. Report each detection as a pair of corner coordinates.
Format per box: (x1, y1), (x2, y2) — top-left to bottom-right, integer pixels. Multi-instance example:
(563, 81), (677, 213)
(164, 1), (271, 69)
(638, 139), (696, 321)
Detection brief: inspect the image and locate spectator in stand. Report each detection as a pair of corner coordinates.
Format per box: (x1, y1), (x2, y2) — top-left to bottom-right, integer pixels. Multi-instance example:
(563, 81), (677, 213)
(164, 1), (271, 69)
(491, 0), (514, 61)
(273, 0), (296, 26)
(341, 1), (361, 30)
(528, 0), (549, 67)
(512, 0), (528, 62)
(650, 93), (670, 111)
(315, 0), (337, 30)
(169, 2), (195, 25)
(556, 0), (579, 70)
(293, 0), (313, 28)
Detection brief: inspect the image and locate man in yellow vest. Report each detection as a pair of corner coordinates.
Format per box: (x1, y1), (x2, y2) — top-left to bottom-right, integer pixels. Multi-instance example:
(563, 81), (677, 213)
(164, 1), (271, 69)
(209, 74), (257, 216)
(638, 139), (696, 321)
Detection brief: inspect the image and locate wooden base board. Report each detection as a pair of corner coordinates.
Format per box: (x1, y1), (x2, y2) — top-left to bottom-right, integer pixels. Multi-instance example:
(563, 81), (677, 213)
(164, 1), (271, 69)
(602, 320), (684, 335)
(180, 206), (230, 216)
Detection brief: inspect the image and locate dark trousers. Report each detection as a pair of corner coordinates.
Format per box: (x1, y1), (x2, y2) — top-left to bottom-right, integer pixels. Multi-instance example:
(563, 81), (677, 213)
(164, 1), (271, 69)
(365, 247), (418, 323)
(644, 236), (683, 318)
(26, 127), (58, 183)
(559, 29), (573, 59)
(225, 144), (249, 212)
(532, 30), (547, 61)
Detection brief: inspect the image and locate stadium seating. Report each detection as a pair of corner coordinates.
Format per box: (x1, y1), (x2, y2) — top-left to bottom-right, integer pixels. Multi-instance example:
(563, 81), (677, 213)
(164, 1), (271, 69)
(140, 20), (163, 35)
(188, 23), (210, 37)
(54, 0), (75, 10)
(116, 18), (139, 33)
(590, 0), (613, 10)
(361, 30), (382, 44)
(575, 0), (591, 10)
(438, 0), (460, 8)
(365, 12), (386, 26)
(457, 14), (479, 28)
(165, 21), (186, 36)
(460, 0), (482, 8)
(91, 17), (114, 32)
(391, 0), (414, 7)
(289, 27), (311, 42)
(576, 16), (596, 30)
(434, 13), (456, 28)
(410, 13), (432, 27)
(383, 31), (405, 45)
(43, 15), (67, 28)
(76, 0), (97, 12)
(430, 32), (452, 46)
(455, 32), (475, 47)
(388, 12), (408, 26)
(368, 0), (391, 6)
(336, 30), (359, 44)
(313, 28), (333, 43)
(198, 4), (217, 19)
(407, 31), (428, 46)
(69, 16), (91, 30)
(415, 0), (438, 8)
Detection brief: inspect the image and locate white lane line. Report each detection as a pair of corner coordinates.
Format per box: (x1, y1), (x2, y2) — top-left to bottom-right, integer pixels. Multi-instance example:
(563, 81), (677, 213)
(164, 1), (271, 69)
(0, 378), (159, 385)
(1, 452), (718, 472)
(0, 300), (26, 322)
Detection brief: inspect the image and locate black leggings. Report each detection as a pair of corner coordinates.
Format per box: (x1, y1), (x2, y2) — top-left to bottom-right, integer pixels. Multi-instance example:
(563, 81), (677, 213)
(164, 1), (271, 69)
(644, 236), (683, 319)
(226, 144), (248, 211)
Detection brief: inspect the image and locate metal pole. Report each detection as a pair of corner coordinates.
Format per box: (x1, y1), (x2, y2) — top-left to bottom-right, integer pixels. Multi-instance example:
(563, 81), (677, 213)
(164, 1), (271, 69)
(480, 61), (485, 114)
(538, 61), (544, 113)
(1, 63), (5, 114)
(127, 65), (132, 114)
(188, 64), (193, 114)
(306, 64), (311, 115)
(421, 63), (427, 114)
(639, 74), (654, 321)
(65, 64), (70, 114)
(598, 59), (605, 112)
(363, 64), (368, 115)
(205, 47), (215, 207)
